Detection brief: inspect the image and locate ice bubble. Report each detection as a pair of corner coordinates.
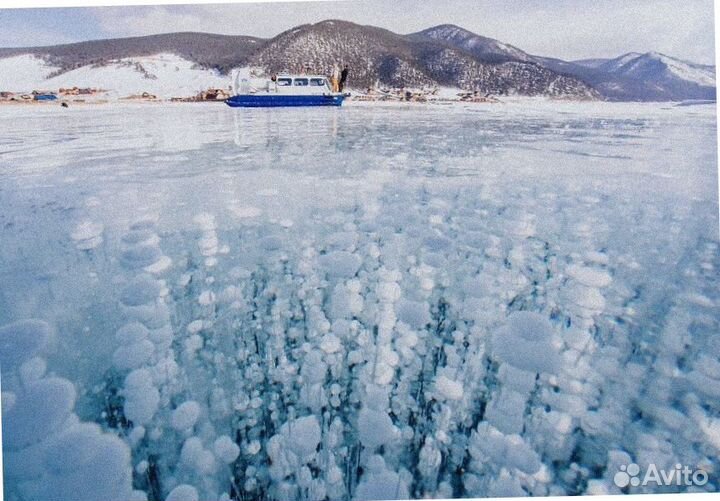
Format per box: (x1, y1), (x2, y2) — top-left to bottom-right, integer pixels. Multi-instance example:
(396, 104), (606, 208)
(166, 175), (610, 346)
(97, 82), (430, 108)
(358, 408), (399, 449)
(504, 434), (542, 474)
(122, 369), (159, 425)
(566, 264), (612, 288)
(115, 323), (150, 344)
(166, 484), (199, 501)
(130, 215), (159, 231)
(0, 319), (53, 372)
(183, 334), (204, 355)
(130, 491), (149, 501)
(112, 340), (155, 370)
(19, 356), (47, 384)
(246, 440), (261, 455)
(197, 290), (215, 305)
(121, 244), (163, 269)
(193, 213), (216, 231)
(354, 456), (409, 501)
(186, 320), (204, 334)
(36, 422), (134, 501)
(329, 283), (363, 319)
(686, 370), (720, 399)
(396, 299), (431, 329)
(213, 435), (240, 463)
(144, 255), (173, 274)
(434, 375), (464, 401)
(320, 334), (342, 354)
(377, 281), (402, 303)
(218, 285), (243, 304)
(695, 354), (720, 379)
(498, 364), (537, 393)
(120, 275), (163, 307)
(122, 228), (159, 246)
(128, 426), (146, 447)
(492, 311), (560, 374)
(171, 401), (201, 431)
(4, 377), (76, 450)
(123, 302), (171, 329)
(485, 388), (527, 434)
(319, 251), (362, 278)
(271, 415), (322, 463)
(180, 436), (204, 465)
(199, 233), (219, 252)
(195, 449), (217, 474)
(488, 470), (526, 497)
(301, 351), (328, 384)
(469, 422), (541, 475)
(685, 292), (715, 308)
(584, 251), (609, 265)
(586, 480), (611, 495)
(148, 325), (173, 346)
(325, 231), (359, 251)
(564, 284), (606, 311)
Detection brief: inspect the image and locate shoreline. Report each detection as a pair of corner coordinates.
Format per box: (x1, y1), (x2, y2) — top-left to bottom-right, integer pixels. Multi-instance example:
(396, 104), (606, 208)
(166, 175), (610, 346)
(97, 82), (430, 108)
(0, 95), (713, 109)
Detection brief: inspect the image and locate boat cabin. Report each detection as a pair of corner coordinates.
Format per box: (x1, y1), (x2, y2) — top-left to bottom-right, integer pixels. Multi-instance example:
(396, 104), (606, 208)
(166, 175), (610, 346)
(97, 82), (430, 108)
(233, 72), (334, 96)
(274, 76), (329, 88)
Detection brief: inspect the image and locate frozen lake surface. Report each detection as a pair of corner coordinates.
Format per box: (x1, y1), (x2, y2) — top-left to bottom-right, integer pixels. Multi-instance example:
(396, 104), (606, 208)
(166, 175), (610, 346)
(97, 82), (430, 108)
(1, 101), (718, 501)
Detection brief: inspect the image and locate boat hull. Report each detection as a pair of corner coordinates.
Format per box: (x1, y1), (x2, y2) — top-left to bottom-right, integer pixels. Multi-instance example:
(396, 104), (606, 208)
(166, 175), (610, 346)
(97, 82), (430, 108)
(225, 94), (344, 108)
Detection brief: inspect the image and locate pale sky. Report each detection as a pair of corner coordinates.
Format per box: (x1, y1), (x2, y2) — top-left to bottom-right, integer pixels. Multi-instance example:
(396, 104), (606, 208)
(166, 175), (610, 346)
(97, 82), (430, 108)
(0, 0), (715, 64)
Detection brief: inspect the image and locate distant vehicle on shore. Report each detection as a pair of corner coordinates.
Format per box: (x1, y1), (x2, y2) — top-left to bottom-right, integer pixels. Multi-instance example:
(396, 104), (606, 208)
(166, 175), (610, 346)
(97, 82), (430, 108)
(226, 72), (346, 108)
(33, 92), (57, 102)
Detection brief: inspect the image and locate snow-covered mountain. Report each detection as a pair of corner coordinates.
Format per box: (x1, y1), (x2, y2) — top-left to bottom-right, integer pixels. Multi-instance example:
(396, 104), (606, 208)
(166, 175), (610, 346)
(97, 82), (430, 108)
(249, 20), (597, 98)
(552, 52), (716, 101)
(410, 24), (533, 63)
(0, 53), (230, 98)
(413, 27), (715, 102)
(574, 53), (643, 72)
(0, 21), (598, 99)
(0, 32), (262, 75)
(0, 21), (714, 101)
(606, 52), (715, 86)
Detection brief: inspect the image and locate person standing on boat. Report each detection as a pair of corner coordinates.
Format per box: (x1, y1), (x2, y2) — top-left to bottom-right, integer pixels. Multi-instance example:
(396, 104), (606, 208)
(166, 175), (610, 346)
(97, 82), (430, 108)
(339, 65), (349, 92)
(330, 65), (340, 92)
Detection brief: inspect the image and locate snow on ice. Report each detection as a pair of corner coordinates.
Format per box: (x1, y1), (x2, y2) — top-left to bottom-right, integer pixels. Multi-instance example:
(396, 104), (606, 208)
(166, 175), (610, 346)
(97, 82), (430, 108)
(0, 101), (718, 500)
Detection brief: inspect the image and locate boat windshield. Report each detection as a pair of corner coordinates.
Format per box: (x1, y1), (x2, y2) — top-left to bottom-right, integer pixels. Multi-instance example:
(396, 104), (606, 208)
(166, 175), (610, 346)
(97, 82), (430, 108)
(277, 78), (292, 86)
(294, 78), (309, 86)
(310, 78), (326, 87)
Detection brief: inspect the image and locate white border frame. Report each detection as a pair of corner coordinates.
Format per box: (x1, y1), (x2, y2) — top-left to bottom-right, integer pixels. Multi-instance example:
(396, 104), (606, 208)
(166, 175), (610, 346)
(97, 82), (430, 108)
(0, 2), (717, 501)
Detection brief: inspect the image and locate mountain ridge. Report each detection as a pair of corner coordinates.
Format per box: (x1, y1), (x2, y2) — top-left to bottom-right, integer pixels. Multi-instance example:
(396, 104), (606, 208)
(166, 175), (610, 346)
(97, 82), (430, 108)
(0, 20), (714, 101)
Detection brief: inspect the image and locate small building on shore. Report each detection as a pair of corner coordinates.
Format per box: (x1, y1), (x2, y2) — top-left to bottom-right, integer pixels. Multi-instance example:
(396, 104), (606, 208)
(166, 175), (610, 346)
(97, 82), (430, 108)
(200, 88), (231, 101)
(60, 87), (100, 96)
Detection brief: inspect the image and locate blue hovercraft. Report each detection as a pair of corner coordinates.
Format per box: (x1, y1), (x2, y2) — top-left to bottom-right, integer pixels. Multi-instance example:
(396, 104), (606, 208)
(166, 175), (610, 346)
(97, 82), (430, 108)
(226, 72), (346, 108)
